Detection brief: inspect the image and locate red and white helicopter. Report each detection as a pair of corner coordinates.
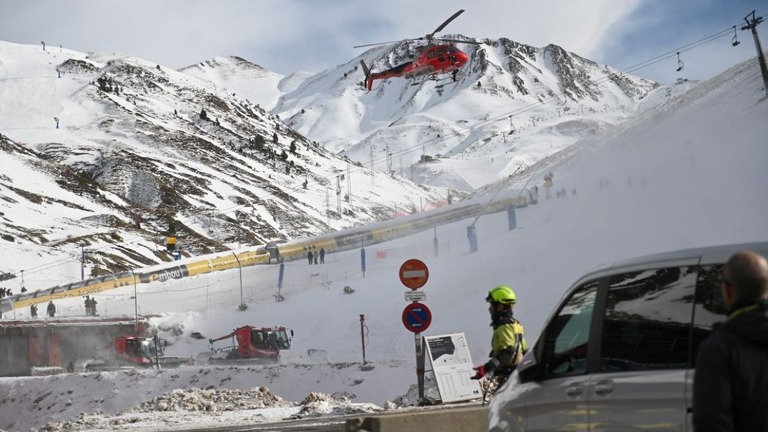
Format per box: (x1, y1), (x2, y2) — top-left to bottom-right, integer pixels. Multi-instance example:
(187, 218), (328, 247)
(355, 9), (481, 91)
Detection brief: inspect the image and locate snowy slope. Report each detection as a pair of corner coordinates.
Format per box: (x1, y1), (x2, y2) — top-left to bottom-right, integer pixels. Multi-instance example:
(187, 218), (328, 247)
(0, 40), (457, 286)
(267, 38), (662, 190)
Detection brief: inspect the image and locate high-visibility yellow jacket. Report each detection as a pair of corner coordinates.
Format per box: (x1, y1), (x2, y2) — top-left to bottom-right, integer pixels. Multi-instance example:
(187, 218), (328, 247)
(488, 319), (528, 373)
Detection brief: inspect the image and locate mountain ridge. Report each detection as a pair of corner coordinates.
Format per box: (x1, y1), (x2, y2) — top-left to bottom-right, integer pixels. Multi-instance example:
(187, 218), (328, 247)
(0, 36), (672, 284)
(0, 40), (451, 282)
(264, 37), (661, 190)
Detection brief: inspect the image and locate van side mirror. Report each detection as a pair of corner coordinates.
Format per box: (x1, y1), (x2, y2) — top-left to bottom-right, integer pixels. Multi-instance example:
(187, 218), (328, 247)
(517, 351), (542, 383)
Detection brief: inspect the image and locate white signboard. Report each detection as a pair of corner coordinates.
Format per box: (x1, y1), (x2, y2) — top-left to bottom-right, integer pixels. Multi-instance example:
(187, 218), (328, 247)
(424, 332), (482, 403)
(404, 290), (427, 302)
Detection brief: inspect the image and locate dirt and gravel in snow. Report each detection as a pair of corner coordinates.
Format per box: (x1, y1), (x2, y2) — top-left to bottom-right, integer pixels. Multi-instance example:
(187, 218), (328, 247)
(31, 387), (385, 431)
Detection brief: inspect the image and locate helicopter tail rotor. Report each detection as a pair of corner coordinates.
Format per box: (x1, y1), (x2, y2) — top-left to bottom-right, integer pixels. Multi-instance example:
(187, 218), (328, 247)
(359, 60), (373, 91)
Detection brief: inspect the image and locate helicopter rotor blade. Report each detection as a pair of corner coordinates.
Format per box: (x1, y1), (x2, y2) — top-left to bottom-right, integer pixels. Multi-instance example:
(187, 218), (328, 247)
(355, 9), (468, 49)
(436, 37), (482, 45)
(353, 39), (406, 49)
(429, 9), (465, 39)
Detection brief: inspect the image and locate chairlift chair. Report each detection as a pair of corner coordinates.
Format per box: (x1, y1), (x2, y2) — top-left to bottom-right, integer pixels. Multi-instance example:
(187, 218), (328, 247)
(675, 52), (684, 72)
(732, 27), (741, 46)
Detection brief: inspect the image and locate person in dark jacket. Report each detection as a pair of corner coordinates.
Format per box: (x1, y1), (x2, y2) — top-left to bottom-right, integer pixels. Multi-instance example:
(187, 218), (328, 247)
(47, 301), (56, 317)
(693, 250), (768, 432)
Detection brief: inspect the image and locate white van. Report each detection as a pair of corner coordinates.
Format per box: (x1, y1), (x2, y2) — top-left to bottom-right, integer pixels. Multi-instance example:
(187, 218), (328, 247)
(488, 241), (768, 432)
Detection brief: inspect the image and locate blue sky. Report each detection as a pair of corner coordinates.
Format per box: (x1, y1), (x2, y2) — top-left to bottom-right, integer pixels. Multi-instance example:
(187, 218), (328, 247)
(1, 0), (765, 84)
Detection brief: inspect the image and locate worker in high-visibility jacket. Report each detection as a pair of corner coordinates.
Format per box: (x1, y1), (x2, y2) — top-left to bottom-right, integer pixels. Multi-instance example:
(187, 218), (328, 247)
(472, 285), (528, 389)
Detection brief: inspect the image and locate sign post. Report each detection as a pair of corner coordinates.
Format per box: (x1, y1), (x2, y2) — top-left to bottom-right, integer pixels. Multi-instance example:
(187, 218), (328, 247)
(400, 259), (431, 401)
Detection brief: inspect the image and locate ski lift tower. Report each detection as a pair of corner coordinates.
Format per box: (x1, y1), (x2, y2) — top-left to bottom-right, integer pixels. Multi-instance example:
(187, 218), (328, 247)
(741, 10), (768, 97)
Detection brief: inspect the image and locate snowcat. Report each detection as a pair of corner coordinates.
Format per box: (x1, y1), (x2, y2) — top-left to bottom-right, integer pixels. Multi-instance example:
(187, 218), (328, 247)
(198, 325), (293, 365)
(79, 335), (190, 372)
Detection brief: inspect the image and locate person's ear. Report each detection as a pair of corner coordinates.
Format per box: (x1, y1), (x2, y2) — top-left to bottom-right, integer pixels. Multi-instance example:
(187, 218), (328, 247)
(721, 282), (736, 307)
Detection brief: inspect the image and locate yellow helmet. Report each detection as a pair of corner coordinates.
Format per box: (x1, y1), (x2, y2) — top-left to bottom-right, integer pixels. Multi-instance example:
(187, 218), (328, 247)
(486, 285), (516, 305)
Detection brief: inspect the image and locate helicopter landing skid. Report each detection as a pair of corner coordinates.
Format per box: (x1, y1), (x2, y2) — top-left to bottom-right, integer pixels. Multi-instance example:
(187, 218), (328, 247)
(434, 76), (457, 90)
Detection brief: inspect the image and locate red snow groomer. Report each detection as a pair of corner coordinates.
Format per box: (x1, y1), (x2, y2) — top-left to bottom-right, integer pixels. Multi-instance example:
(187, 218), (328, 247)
(80, 335), (189, 372)
(200, 325), (293, 365)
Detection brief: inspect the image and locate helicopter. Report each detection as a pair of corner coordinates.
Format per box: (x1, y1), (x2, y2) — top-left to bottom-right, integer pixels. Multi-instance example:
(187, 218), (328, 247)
(355, 9), (481, 91)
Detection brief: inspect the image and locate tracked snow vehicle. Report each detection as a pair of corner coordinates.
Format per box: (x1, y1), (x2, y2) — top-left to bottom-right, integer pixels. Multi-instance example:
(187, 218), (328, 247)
(80, 335), (189, 372)
(199, 326), (293, 365)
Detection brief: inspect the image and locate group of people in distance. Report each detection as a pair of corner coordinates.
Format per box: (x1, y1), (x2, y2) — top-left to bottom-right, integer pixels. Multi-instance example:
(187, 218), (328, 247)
(307, 247), (325, 265)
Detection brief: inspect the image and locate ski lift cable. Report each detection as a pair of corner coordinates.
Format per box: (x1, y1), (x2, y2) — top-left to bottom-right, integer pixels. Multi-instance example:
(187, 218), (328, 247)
(18, 234), (148, 276)
(470, 167), (521, 227)
(332, 18), (751, 188)
(619, 28), (734, 73)
(349, 22), (746, 179)
(331, 17), (757, 179)
(20, 231), (186, 282)
(457, 31), (736, 127)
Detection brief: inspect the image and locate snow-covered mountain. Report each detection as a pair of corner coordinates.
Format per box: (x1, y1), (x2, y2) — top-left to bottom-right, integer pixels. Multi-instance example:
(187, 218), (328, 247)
(0, 52), (766, 432)
(0, 41), (455, 284)
(0, 35), (692, 286)
(201, 37), (662, 190)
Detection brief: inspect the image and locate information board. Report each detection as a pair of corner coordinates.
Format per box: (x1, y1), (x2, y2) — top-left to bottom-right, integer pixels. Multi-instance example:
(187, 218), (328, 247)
(424, 332), (482, 403)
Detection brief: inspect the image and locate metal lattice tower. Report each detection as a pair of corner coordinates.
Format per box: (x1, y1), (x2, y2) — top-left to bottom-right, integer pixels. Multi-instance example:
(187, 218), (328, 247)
(370, 145), (375, 186)
(346, 162), (352, 204)
(336, 175), (342, 215)
(325, 188), (330, 225)
(741, 10), (768, 97)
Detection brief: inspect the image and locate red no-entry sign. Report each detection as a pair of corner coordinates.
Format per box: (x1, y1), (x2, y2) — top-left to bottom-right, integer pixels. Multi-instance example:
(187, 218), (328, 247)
(399, 259), (429, 290)
(402, 302), (432, 333)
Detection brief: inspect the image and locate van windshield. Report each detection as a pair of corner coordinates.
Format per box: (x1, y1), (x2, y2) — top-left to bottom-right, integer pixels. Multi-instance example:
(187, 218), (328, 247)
(544, 281), (598, 376)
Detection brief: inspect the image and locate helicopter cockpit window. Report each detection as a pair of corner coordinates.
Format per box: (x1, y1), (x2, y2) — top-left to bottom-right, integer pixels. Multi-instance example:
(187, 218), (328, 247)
(428, 51), (436, 59)
(437, 49), (444, 57)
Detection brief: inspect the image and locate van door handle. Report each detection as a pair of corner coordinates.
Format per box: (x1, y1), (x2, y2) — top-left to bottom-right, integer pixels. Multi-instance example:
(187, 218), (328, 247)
(565, 383), (584, 398)
(593, 379), (614, 397)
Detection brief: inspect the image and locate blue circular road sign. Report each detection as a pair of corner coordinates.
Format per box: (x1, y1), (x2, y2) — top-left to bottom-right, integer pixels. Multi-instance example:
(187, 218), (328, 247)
(402, 302), (432, 333)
